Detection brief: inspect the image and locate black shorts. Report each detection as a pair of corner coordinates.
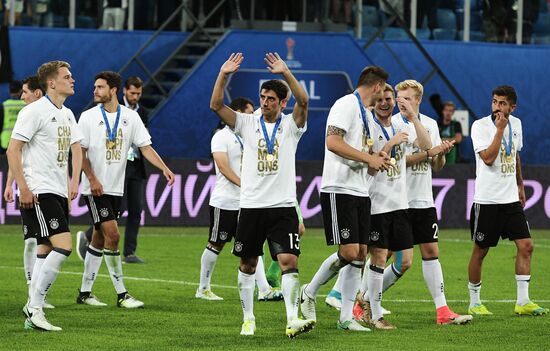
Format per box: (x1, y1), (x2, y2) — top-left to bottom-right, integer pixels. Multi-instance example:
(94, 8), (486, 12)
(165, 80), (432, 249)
(208, 206), (239, 244)
(368, 209), (413, 252)
(84, 194), (122, 229)
(20, 193), (69, 245)
(470, 202), (530, 248)
(233, 207), (300, 259)
(320, 192), (371, 246)
(408, 207), (439, 245)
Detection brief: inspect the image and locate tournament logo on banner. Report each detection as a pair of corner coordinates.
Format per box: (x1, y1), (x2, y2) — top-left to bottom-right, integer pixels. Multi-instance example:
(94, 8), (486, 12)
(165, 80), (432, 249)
(0, 25), (13, 83)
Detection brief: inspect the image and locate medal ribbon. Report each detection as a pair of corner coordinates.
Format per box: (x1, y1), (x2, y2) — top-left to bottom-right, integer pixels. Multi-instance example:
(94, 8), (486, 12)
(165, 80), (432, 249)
(100, 104), (121, 142)
(260, 115), (282, 155)
(234, 133), (243, 151)
(353, 91), (371, 139)
(374, 115), (396, 158)
(401, 113), (420, 124)
(497, 119), (513, 156)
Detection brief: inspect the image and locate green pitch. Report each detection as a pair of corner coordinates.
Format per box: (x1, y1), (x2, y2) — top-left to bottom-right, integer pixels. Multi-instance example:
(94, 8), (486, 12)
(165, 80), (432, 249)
(1, 226), (549, 350)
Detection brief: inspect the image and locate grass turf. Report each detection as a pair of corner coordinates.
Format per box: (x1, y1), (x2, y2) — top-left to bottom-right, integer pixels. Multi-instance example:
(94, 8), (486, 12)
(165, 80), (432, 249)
(0, 226), (549, 350)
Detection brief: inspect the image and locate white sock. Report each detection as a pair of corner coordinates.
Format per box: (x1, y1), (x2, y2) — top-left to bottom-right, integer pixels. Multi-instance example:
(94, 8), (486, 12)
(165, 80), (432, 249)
(29, 249), (69, 309)
(305, 252), (346, 298)
(30, 254), (47, 301)
(332, 269), (343, 294)
(281, 270), (300, 323)
(80, 245), (103, 293)
(339, 261), (362, 322)
(255, 256), (271, 293)
(199, 247), (219, 291)
(368, 265), (384, 321)
(422, 259), (447, 309)
(238, 269), (255, 321)
(382, 263), (402, 292)
(23, 238), (37, 293)
(104, 249), (127, 294)
(468, 281), (482, 307)
(516, 275), (531, 306)
(360, 258), (370, 298)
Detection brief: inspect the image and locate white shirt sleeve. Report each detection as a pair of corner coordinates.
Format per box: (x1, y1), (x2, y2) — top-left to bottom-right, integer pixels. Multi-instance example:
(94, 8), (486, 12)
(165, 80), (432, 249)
(234, 112), (254, 138)
(78, 112), (90, 149)
(69, 111), (83, 145)
(471, 120), (491, 153)
(287, 113), (307, 137)
(516, 119), (523, 152)
(12, 107), (40, 142)
(211, 130), (228, 153)
(326, 97), (354, 133)
(132, 113), (152, 147)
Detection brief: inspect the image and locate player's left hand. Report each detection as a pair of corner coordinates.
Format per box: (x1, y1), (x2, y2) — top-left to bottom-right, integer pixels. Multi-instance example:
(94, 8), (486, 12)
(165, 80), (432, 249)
(298, 223), (305, 237)
(69, 179), (79, 200)
(265, 52), (289, 74)
(519, 186), (526, 208)
(4, 185), (13, 203)
(164, 169), (175, 186)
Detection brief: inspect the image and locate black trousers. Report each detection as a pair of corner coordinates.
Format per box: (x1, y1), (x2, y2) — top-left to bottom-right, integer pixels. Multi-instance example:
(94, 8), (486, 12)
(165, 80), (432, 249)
(123, 175), (144, 256)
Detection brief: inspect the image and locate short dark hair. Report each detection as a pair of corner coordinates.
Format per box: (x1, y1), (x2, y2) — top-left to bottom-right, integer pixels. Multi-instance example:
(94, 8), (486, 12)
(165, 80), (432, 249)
(124, 75), (144, 89)
(492, 85), (517, 105)
(9, 80), (22, 94)
(95, 71), (122, 93)
(442, 101), (455, 110)
(260, 79), (289, 101)
(229, 97), (254, 113)
(22, 76), (43, 93)
(37, 60), (71, 91)
(356, 66), (389, 88)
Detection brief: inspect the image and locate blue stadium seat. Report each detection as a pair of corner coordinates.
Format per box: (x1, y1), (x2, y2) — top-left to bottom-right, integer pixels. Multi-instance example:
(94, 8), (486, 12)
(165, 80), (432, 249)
(383, 27), (409, 40)
(532, 34), (550, 44)
(416, 28), (431, 40)
(457, 10), (483, 31)
(362, 5), (380, 27)
(362, 25), (380, 39)
(458, 30), (485, 41)
(534, 13), (550, 35)
(436, 8), (457, 30)
(76, 16), (96, 28)
(433, 28), (457, 40)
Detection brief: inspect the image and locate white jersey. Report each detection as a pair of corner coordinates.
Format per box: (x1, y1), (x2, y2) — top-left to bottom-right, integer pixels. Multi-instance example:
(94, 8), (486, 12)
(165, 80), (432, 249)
(321, 93), (375, 197)
(369, 115), (408, 214)
(234, 111), (305, 208)
(471, 115), (522, 204)
(79, 104), (151, 196)
(393, 113), (441, 208)
(11, 96), (82, 198)
(209, 126), (242, 210)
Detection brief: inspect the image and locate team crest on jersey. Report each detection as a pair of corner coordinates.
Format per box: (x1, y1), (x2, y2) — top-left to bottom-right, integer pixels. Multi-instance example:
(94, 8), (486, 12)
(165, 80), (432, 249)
(219, 231), (228, 241)
(23, 225), (28, 235)
(370, 231), (380, 242)
(100, 208), (109, 217)
(340, 228), (351, 239)
(122, 119), (128, 126)
(476, 232), (485, 241)
(513, 130), (518, 138)
(234, 242), (243, 252)
(277, 126), (283, 134)
(49, 218), (59, 230)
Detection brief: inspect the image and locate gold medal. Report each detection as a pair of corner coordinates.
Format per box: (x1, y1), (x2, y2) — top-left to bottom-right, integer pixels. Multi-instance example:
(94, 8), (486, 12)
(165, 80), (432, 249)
(106, 140), (115, 149)
(266, 154), (275, 162)
(507, 155), (513, 162)
(390, 158), (396, 165)
(367, 138), (374, 147)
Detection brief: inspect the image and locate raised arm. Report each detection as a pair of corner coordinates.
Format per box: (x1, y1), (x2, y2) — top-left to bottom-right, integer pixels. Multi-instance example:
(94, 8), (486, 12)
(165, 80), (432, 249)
(478, 114), (506, 166)
(265, 52), (308, 128)
(213, 152), (240, 187)
(139, 145), (175, 186)
(210, 53), (243, 128)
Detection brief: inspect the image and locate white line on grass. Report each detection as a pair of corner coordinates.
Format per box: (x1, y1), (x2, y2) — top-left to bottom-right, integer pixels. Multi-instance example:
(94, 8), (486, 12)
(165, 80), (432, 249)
(1, 265), (548, 303)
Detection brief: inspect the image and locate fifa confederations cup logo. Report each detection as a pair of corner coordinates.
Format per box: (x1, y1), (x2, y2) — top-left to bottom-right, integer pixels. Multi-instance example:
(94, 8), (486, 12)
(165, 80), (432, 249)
(286, 38), (295, 60)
